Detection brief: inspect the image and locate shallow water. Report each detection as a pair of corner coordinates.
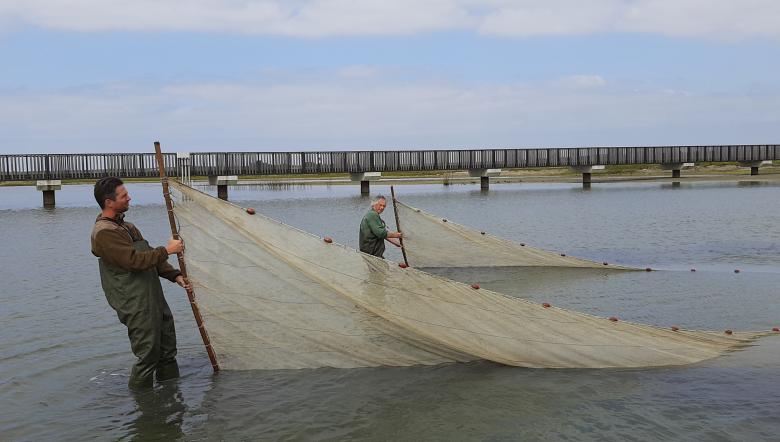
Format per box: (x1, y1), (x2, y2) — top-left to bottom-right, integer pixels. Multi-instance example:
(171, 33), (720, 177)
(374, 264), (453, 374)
(1, 180), (780, 441)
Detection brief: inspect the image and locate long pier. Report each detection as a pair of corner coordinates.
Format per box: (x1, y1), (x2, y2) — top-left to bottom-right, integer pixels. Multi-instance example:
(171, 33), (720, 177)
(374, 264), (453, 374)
(3, 145), (778, 206)
(2, 145), (778, 181)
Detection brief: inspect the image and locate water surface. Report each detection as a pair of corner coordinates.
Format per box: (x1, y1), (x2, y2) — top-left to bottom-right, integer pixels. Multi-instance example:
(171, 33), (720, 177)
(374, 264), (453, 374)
(1, 180), (779, 441)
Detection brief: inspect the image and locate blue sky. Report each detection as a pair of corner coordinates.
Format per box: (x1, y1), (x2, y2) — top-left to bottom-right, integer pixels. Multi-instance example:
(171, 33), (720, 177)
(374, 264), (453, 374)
(0, 1), (778, 153)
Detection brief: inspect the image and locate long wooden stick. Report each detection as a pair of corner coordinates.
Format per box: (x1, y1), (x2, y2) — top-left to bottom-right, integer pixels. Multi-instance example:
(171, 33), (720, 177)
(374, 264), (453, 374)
(390, 185), (409, 267)
(154, 141), (220, 373)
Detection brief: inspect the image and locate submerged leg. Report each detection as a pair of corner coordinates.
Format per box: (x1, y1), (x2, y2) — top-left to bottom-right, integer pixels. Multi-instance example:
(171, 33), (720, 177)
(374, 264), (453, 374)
(155, 295), (180, 382)
(125, 308), (162, 390)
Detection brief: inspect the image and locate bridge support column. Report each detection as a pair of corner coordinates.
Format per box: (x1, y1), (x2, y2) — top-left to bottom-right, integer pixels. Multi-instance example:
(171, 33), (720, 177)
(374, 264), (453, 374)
(208, 175), (238, 201)
(661, 163), (693, 179)
(350, 172), (381, 195)
(570, 166), (603, 188)
(37, 180), (61, 208)
(217, 185), (228, 200)
(468, 169), (501, 191)
(739, 160), (770, 176)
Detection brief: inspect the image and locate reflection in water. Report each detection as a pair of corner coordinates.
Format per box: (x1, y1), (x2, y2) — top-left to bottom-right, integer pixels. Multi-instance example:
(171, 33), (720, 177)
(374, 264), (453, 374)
(196, 182), (317, 191)
(126, 381), (186, 441)
(659, 181), (684, 190)
(737, 180), (766, 187)
(192, 363), (648, 440)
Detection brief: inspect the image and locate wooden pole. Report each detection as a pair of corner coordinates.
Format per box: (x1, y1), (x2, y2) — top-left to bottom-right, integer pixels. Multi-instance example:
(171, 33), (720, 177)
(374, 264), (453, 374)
(390, 186), (409, 267)
(154, 141), (220, 373)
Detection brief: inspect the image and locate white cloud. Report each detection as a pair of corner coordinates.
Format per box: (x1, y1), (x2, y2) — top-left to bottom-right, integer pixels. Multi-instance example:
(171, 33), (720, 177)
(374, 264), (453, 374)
(0, 0), (779, 39)
(554, 75), (607, 89)
(1, 74), (777, 153)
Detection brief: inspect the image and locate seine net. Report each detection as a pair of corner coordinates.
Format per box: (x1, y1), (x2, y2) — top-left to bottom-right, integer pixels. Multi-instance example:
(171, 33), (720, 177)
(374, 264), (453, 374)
(394, 199), (636, 269)
(170, 181), (769, 370)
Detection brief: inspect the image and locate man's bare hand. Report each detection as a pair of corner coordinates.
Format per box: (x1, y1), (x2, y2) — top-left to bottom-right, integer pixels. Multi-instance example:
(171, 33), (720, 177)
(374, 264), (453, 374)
(166, 238), (183, 255)
(175, 275), (192, 291)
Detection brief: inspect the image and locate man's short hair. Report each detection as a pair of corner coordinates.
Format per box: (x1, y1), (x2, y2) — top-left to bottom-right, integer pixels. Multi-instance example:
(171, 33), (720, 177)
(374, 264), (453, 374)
(371, 195), (387, 205)
(94, 177), (124, 209)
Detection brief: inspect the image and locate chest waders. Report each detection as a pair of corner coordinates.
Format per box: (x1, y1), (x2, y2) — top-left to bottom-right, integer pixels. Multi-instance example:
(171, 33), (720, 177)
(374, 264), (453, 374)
(99, 236), (179, 390)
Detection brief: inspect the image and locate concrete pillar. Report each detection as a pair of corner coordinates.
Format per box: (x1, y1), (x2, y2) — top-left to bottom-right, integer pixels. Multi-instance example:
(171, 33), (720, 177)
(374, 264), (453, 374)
(37, 180), (61, 208)
(217, 185), (228, 200)
(210, 176), (238, 201)
(42, 190), (56, 207)
(570, 165), (602, 187)
(468, 169), (501, 191)
(661, 163), (692, 179)
(350, 172), (381, 195)
(739, 161), (768, 176)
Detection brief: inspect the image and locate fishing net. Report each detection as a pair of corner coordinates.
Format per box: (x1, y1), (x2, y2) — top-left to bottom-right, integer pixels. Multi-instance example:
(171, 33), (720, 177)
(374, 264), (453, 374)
(170, 181), (769, 370)
(393, 200), (635, 269)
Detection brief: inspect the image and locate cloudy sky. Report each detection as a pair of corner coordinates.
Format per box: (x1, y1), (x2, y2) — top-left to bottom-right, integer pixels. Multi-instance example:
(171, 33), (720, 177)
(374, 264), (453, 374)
(1, 0), (778, 153)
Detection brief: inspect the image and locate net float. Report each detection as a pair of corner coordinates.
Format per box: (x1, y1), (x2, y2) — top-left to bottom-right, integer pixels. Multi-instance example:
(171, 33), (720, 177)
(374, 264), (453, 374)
(480, 231), (485, 235)
(772, 327), (779, 332)
(609, 316), (619, 322)
(603, 262), (609, 265)
(724, 329), (733, 335)
(398, 263), (408, 268)
(671, 326), (680, 331)
(471, 283), (480, 290)
(690, 268), (696, 272)
(645, 267), (652, 272)
(246, 208), (256, 215)
(542, 303), (551, 308)
(520, 243), (525, 246)
(560, 253), (566, 257)
(734, 269), (740, 273)
(323, 237), (333, 243)
(442, 219), (448, 223)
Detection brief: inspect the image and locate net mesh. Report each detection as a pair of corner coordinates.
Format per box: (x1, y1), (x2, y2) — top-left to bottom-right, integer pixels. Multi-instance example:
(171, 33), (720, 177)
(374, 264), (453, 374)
(394, 200), (636, 269)
(170, 181), (769, 370)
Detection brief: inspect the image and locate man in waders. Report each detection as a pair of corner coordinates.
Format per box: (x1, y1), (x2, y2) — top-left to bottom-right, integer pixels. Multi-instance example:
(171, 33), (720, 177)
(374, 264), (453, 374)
(359, 195), (403, 258)
(91, 177), (190, 390)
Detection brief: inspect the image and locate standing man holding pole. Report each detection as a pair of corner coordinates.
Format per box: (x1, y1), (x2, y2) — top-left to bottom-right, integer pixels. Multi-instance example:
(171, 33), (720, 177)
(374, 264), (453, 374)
(359, 195), (403, 259)
(91, 177), (190, 390)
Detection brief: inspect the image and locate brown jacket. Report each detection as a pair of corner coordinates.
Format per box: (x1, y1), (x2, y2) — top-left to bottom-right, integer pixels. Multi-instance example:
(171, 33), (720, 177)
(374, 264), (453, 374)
(91, 213), (181, 282)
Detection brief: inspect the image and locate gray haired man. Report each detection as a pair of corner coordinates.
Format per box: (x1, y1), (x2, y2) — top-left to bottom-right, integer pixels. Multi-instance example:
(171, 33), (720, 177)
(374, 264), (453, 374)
(359, 195), (403, 258)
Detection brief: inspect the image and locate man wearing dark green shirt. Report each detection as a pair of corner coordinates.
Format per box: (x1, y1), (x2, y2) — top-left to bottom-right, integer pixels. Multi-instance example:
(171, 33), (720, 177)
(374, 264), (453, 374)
(359, 195), (403, 258)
